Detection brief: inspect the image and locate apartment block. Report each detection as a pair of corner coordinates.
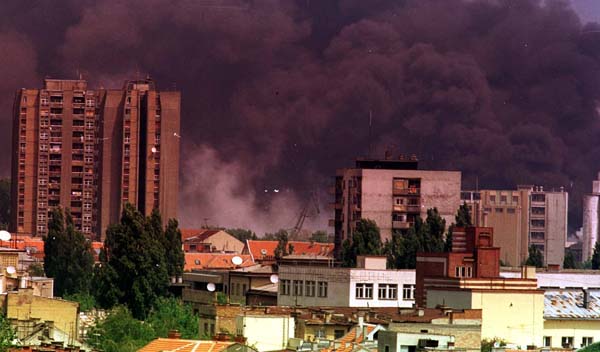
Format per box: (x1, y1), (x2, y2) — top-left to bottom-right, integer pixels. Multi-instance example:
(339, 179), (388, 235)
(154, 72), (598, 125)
(461, 185), (568, 267)
(332, 157), (461, 256)
(10, 78), (180, 240)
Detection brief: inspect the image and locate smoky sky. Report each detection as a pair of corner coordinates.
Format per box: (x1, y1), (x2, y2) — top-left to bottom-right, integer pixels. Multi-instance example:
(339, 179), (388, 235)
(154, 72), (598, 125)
(2, 0), (600, 233)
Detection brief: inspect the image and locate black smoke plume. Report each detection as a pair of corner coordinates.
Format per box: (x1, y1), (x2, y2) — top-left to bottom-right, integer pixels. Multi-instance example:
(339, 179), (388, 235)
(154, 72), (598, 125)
(1, 0), (599, 232)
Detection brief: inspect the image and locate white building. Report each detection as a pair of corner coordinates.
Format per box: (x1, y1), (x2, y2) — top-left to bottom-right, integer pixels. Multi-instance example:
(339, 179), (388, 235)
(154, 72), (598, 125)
(278, 256), (416, 308)
(501, 269), (600, 289)
(235, 315), (294, 352)
(583, 173), (600, 261)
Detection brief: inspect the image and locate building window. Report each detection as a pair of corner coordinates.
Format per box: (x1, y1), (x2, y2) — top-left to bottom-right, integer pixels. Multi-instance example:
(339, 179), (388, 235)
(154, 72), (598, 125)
(334, 330), (345, 339)
(562, 337), (574, 348)
(293, 280), (303, 296)
(583, 337), (594, 347)
(280, 280), (290, 296)
(305, 281), (316, 297)
(355, 283), (373, 299)
(242, 284), (247, 295)
(318, 281), (328, 297)
(490, 195), (496, 202)
(454, 266), (472, 278)
(507, 208), (515, 214)
(378, 284), (397, 300)
(495, 208), (503, 213)
(543, 337), (551, 347)
(402, 284), (415, 300)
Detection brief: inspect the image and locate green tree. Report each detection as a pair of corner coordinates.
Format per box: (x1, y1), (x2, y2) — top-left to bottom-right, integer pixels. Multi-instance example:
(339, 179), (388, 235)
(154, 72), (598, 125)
(98, 204), (169, 319)
(310, 231), (329, 243)
(0, 179), (9, 230)
(455, 202), (472, 227)
(86, 306), (155, 352)
(164, 219), (185, 278)
(146, 297), (199, 339)
(525, 245), (544, 268)
(273, 230), (292, 260)
(563, 250), (576, 269)
(0, 314), (15, 352)
(226, 228), (257, 242)
(423, 208), (445, 253)
(64, 292), (96, 312)
(28, 262), (45, 277)
(592, 241), (600, 270)
(341, 219), (382, 267)
(43, 208), (94, 297)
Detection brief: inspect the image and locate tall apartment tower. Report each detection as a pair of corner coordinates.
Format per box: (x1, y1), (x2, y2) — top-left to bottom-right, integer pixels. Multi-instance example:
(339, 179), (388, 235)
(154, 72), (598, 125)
(461, 185), (568, 267)
(582, 173), (600, 261)
(10, 78), (180, 240)
(332, 157), (461, 258)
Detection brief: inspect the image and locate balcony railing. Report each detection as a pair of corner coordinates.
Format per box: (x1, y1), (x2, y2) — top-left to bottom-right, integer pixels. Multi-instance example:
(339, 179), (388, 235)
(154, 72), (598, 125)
(393, 187), (420, 196)
(392, 221), (413, 229)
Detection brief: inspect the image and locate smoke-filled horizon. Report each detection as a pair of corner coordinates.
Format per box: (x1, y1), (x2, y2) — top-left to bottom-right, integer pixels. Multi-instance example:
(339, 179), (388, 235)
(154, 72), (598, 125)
(2, 0), (600, 234)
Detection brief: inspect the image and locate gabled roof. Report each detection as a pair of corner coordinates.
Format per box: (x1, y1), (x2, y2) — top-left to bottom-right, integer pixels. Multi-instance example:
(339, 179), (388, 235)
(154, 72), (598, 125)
(139, 338), (236, 352)
(181, 229), (223, 241)
(545, 289), (600, 319)
(244, 240), (334, 261)
(185, 253), (254, 271)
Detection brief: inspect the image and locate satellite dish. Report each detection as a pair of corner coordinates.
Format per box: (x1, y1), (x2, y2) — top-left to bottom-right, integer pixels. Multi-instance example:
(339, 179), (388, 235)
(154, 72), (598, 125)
(6, 266), (16, 275)
(231, 256), (243, 265)
(270, 274), (279, 284)
(207, 283), (216, 292)
(0, 231), (11, 242)
(260, 249), (268, 256)
(151, 147), (157, 153)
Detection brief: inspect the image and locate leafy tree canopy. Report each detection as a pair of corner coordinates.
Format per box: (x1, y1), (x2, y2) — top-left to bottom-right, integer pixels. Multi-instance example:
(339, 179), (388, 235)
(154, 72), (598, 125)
(592, 241), (600, 270)
(310, 230), (329, 243)
(43, 208), (94, 297)
(341, 219), (382, 267)
(455, 202), (472, 227)
(226, 228), (257, 242)
(525, 245), (544, 268)
(563, 250), (576, 269)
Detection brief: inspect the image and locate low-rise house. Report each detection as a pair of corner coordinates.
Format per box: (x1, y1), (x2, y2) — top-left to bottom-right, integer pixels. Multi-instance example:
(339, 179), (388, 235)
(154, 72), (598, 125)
(278, 256), (415, 308)
(140, 336), (257, 352)
(236, 315), (295, 351)
(243, 240), (334, 264)
(185, 253), (254, 272)
(542, 289), (600, 349)
(181, 229), (245, 253)
(378, 331), (454, 352)
(229, 265), (275, 305)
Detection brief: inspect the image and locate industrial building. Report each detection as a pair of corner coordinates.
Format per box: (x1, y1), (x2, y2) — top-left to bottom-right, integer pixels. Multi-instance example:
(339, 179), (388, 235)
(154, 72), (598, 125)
(331, 157), (461, 256)
(461, 185), (568, 267)
(10, 78), (180, 240)
(583, 173), (600, 261)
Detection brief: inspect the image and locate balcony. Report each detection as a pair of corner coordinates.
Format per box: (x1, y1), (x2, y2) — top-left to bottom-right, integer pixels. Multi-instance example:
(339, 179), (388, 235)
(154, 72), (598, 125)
(393, 187), (420, 196)
(392, 221), (413, 229)
(393, 204), (421, 213)
(182, 288), (216, 305)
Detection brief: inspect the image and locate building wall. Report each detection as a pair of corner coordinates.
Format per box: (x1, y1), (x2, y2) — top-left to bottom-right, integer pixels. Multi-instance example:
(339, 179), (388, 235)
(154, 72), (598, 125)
(348, 269), (415, 308)
(388, 323), (481, 352)
(206, 232), (245, 253)
(278, 266), (350, 307)
(6, 290), (79, 340)
(543, 320), (600, 349)
(378, 331), (455, 352)
(236, 315), (294, 352)
(500, 270), (600, 288)
(300, 324), (351, 341)
(544, 192), (568, 267)
(583, 194), (599, 262)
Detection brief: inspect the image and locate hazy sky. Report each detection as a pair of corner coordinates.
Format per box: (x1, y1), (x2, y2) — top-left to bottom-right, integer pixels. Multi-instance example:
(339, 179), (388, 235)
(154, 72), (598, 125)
(572, 0), (600, 23)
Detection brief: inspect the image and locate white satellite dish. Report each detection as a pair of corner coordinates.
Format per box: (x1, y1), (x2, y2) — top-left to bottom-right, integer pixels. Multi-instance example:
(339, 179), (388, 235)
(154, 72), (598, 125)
(270, 274), (279, 284)
(0, 231), (11, 242)
(207, 283), (216, 292)
(231, 256), (243, 266)
(151, 146), (157, 153)
(260, 249), (268, 256)
(6, 266), (16, 275)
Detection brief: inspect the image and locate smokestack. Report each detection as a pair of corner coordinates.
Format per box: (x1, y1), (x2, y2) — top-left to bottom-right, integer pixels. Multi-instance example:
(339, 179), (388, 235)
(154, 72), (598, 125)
(583, 289), (590, 309)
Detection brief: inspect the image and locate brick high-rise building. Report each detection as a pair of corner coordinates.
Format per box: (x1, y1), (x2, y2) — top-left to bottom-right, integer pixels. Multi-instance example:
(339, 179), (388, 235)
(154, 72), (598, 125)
(10, 78), (180, 240)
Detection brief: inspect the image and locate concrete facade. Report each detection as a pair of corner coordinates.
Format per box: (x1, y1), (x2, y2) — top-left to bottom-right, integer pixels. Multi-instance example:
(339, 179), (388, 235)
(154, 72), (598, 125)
(582, 173), (600, 261)
(11, 78), (180, 240)
(333, 159), (461, 255)
(278, 257), (416, 308)
(462, 186), (568, 267)
(235, 315), (294, 351)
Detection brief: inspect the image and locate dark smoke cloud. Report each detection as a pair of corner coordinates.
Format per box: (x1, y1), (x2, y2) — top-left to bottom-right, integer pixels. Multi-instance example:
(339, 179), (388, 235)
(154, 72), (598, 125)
(1, 0), (600, 232)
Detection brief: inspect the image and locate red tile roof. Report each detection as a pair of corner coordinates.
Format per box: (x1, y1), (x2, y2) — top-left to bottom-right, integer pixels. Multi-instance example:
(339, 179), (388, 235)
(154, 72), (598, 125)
(244, 240), (334, 260)
(139, 338), (235, 352)
(185, 253), (254, 271)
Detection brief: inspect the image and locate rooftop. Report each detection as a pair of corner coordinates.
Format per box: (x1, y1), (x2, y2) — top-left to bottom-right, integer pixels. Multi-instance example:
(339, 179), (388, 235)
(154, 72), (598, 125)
(244, 240), (334, 261)
(139, 338), (235, 352)
(185, 253), (254, 271)
(545, 289), (600, 320)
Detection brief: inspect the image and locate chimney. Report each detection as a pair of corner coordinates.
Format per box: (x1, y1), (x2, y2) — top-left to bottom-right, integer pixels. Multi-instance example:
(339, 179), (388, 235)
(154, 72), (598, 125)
(168, 330), (182, 339)
(417, 308), (425, 317)
(583, 289), (590, 309)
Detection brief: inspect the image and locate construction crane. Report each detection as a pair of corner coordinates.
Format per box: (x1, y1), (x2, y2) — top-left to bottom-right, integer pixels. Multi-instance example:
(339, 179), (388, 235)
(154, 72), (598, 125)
(290, 191), (320, 240)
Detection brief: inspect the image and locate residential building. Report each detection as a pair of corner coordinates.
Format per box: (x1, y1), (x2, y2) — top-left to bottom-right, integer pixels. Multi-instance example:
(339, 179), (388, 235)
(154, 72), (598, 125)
(378, 331), (455, 352)
(6, 289), (79, 344)
(184, 253), (254, 272)
(583, 173), (600, 261)
(181, 229), (245, 253)
(10, 78), (180, 240)
(332, 157), (461, 257)
(461, 185), (568, 267)
(278, 256), (416, 308)
(139, 337), (256, 352)
(236, 315), (294, 351)
(320, 324), (383, 352)
(542, 289), (600, 349)
(417, 227), (544, 347)
(500, 268), (600, 289)
(243, 240), (334, 264)
(387, 308), (482, 352)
